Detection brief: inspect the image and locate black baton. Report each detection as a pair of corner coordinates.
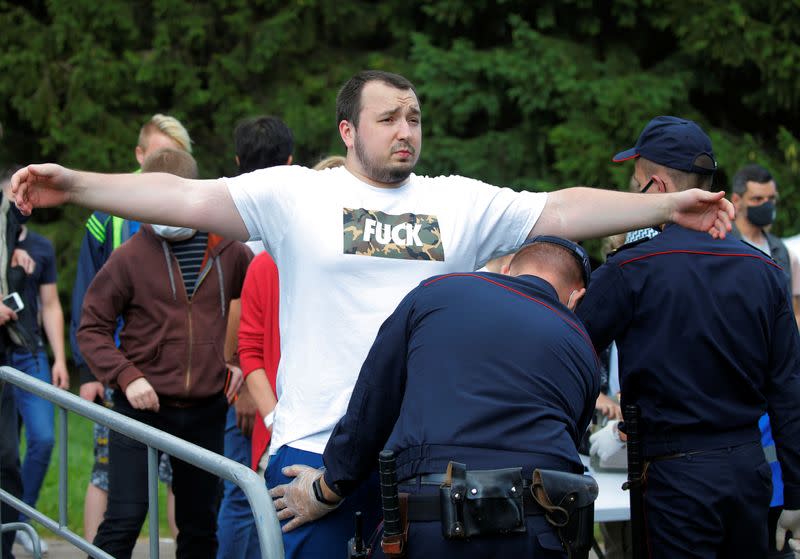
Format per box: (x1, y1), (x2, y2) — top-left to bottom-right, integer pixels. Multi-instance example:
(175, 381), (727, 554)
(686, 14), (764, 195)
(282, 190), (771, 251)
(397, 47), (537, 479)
(379, 449), (405, 557)
(623, 404), (646, 559)
(379, 450), (402, 537)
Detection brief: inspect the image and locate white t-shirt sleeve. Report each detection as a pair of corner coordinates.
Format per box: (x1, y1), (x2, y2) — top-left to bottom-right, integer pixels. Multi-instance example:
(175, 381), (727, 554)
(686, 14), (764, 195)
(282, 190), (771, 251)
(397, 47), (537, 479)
(222, 166), (305, 255)
(456, 178), (547, 268)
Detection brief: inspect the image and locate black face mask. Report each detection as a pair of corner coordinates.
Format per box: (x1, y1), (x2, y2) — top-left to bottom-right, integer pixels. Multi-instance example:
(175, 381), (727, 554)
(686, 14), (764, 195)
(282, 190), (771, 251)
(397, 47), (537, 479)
(747, 201), (776, 227)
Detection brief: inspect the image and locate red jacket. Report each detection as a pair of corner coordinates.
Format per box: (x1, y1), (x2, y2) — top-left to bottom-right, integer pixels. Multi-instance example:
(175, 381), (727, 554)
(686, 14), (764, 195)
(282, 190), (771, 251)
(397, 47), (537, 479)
(78, 225), (251, 401)
(238, 251), (280, 468)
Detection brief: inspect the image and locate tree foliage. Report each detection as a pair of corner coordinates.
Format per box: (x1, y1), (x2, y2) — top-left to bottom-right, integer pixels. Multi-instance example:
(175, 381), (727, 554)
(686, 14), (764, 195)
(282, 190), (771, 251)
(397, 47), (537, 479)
(1, 0), (799, 333)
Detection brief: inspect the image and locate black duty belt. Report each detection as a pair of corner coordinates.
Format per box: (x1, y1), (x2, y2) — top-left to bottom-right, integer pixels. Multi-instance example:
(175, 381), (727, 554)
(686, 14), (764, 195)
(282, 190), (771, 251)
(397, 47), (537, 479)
(402, 474), (544, 522)
(648, 440), (759, 463)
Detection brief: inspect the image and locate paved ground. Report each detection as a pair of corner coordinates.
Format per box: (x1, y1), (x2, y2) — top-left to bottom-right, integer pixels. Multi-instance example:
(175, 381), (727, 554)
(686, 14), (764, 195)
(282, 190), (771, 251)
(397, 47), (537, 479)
(15, 538), (602, 558)
(13, 538), (176, 558)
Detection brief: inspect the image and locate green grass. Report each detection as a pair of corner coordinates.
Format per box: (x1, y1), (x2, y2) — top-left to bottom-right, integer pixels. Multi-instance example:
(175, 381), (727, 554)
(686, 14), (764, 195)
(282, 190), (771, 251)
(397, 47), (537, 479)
(23, 409), (172, 539)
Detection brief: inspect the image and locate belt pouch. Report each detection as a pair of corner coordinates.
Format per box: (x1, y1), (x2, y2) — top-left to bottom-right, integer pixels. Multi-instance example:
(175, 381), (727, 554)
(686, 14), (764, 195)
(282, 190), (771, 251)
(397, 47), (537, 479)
(531, 469), (598, 559)
(439, 462), (526, 539)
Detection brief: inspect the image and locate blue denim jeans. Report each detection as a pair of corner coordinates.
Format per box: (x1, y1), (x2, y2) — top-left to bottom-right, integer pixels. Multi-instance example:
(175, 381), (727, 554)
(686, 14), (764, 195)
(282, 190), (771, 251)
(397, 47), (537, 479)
(216, 406), (260, 559)
(10, 349), (54, 523)
(266, 445), (381, 559)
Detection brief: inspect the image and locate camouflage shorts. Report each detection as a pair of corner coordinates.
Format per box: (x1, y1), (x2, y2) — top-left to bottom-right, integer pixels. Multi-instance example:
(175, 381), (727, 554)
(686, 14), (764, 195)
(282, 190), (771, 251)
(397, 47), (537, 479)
(90, 387), (174, 490)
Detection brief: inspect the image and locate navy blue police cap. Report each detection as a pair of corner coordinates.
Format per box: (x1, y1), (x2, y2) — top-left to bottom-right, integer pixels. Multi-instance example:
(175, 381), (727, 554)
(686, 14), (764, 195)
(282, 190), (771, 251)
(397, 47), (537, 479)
(520, 235), (592, 287)
(613, 116), (717, 175)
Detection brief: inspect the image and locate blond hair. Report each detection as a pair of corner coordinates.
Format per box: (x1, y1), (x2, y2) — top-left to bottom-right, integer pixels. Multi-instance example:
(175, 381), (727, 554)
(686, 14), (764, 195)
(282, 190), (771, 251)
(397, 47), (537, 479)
(138, 114), (193, 154)
(313, 155), (346, 171)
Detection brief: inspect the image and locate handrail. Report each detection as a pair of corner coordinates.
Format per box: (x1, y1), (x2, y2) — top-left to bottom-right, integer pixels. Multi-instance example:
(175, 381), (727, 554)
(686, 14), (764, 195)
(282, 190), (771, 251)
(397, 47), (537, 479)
(0, 366), (284, 558)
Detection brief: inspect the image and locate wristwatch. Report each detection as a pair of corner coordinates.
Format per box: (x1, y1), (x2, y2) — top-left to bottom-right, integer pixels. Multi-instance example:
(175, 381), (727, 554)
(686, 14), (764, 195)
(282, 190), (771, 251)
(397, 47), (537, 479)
(312, 475), (339, 506)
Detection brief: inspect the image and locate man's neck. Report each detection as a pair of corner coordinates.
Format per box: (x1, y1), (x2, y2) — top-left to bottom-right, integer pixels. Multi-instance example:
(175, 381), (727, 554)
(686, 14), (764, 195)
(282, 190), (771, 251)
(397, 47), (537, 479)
(344, 160), (408, 190)
(736, 218), (766, 244)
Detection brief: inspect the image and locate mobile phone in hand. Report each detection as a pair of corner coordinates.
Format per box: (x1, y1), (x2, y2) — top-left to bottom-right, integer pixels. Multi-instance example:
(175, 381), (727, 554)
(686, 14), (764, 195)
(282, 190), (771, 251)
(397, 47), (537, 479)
(2, 292), (24, 313)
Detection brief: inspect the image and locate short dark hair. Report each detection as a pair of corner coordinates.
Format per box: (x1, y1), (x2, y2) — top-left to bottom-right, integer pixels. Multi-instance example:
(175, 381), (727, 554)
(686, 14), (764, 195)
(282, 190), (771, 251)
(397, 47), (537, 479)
(234, 116), (294, 173)
(336, 70), (417, 128)
(639, 158), (714, 191)
(509, 242), (585, 289)
(731, 164), (776, 196)
(141, 148), (198, 179)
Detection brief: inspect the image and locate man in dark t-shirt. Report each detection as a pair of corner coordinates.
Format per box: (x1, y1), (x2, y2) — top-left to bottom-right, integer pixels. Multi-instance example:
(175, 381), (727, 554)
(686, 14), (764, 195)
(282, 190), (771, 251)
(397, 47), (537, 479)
(9, 225), (69, 552)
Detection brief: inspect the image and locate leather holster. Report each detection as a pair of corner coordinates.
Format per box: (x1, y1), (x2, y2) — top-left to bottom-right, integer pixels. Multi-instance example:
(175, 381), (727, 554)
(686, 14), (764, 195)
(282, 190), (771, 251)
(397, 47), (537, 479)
(439, 462), (526, 539)
(531, 469), (598, 559)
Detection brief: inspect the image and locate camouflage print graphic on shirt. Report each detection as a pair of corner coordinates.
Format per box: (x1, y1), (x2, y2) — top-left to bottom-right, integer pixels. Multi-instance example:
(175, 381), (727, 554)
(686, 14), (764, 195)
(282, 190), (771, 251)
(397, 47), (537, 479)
(343, 208), (445, 261)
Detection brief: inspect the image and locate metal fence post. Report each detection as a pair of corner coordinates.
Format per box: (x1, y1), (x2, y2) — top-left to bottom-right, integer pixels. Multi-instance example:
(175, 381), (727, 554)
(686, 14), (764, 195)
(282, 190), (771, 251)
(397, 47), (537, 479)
(0, 366), (284, 558)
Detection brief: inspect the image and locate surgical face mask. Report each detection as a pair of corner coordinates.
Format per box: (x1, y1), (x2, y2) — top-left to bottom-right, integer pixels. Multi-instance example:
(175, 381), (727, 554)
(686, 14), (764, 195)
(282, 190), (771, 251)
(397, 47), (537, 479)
(746, 201), (776, 228)
(151, 224), (197, 241)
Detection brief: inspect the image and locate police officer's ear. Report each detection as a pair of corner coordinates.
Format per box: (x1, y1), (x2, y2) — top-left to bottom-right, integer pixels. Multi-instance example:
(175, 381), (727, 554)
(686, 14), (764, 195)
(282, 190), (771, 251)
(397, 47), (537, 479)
(567, 287), (586, 311)
(649, 174), (669, 193)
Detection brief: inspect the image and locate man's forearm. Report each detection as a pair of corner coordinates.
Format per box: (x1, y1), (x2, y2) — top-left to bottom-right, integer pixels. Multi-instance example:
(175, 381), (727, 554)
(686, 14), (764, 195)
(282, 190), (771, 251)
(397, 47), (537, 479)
(224, 299), (242, 362)
(68, 170), (249, 241)
(532, 187), (674, 240)
(244, 368), (277, 418)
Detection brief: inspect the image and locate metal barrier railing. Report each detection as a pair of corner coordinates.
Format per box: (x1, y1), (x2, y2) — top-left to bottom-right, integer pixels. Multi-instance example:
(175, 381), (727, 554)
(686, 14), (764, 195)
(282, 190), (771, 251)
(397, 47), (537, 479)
(0, 366), (284, 559)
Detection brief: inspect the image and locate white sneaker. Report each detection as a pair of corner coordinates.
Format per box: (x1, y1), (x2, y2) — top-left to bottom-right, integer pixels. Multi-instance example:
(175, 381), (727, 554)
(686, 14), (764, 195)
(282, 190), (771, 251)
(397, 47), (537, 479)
(15, 528), (48, 555)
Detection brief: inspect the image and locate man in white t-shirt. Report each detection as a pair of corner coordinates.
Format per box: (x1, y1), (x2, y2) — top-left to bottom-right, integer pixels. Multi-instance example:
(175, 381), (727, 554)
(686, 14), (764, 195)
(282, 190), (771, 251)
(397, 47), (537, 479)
(12, 70), (734, 557)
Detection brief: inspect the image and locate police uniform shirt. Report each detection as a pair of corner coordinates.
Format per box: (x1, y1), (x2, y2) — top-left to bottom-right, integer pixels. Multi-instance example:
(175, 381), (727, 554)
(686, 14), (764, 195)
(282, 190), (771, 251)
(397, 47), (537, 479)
(576, 224), (800, 509)
(322, 271), (600, 497)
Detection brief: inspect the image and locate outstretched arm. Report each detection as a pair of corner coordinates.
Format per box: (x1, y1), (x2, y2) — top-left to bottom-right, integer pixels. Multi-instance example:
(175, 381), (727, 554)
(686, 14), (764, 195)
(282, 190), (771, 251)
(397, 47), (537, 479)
(532, 187), (733, 241)
(11, 164), (249, 241)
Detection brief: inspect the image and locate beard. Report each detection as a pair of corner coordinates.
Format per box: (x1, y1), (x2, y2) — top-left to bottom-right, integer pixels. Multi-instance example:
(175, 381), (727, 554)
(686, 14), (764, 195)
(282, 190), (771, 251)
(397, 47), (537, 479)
(354, 134), (417, 184)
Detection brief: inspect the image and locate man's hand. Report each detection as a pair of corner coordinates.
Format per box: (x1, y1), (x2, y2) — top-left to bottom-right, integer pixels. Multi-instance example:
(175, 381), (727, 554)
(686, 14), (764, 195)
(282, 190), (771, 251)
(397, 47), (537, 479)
(670, 189), (735, 239)
(10, 164), (76, 215)
(0, 302), (18, 326)
(79, 380), (105, 403)
(235, 382), (258, 437)
(595, 393), (622, 420)
(124, 377), (160, 412)
(11, 248), (35, 275)
(51, 360), (69, 390)
(270, 465), (341, 533)
(225, 365), (244, 404)
(776, 509), (800, 557)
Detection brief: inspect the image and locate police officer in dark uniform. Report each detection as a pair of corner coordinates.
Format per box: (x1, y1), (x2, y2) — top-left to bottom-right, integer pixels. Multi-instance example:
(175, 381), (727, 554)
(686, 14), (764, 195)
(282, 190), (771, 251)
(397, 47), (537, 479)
(270, 237), (600, 558)
(577, 116), (800, 559)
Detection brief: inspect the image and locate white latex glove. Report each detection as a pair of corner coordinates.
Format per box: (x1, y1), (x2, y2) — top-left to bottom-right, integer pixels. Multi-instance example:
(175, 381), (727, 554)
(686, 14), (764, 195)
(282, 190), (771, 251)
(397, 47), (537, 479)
(776, 508), (800, 557)
(270, 465), (340, 533)
(589, 420), (626, 462)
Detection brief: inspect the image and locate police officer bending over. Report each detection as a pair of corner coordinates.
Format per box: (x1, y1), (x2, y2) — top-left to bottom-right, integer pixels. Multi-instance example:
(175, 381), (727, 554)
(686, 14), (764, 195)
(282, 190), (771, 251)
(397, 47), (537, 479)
(578, 116), (800, 559)
(270, 236), (600, 558)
